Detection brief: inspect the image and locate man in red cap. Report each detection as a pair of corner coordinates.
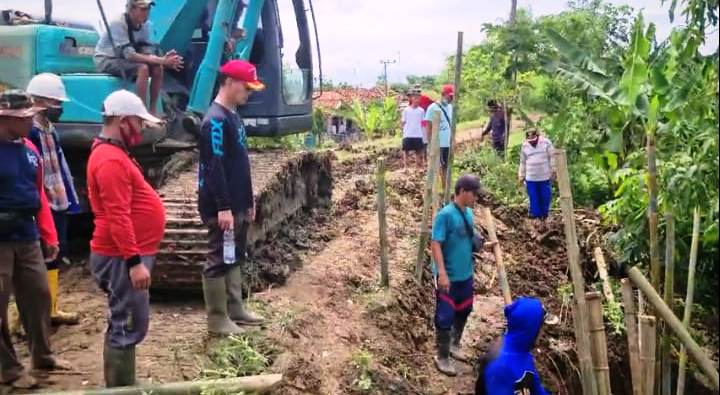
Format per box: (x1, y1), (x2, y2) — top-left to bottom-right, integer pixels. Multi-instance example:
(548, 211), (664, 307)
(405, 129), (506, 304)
(197, 60), (265, 335)
(424, 84), (455, 189)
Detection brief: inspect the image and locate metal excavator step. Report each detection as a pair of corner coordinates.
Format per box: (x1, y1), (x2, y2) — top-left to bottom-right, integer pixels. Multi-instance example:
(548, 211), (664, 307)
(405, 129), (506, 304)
(152, 150), (333, 289)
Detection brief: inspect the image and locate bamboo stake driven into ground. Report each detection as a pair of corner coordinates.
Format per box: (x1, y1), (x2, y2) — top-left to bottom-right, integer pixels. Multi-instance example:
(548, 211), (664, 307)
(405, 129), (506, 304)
(676, 208), (702, 395)
(443, 31), (464, 204)
(661, 211), (675, 395)
(587, 292), (611, 395)
(554, 149), (598, 395)
(640, 315), (658, 395)
(622, 279), (644, 395)
(415, 111), (442, 282)
(376, 157), (389, 287)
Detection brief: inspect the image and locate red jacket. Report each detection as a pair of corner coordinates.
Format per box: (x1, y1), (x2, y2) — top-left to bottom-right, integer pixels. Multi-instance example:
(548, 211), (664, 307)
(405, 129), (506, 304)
(24, 138), (58, 246)
(87, 141), (165, 258)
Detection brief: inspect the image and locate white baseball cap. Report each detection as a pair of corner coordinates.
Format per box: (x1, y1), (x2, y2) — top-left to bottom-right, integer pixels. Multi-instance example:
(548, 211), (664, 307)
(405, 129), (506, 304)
(102, 89), (161, 124)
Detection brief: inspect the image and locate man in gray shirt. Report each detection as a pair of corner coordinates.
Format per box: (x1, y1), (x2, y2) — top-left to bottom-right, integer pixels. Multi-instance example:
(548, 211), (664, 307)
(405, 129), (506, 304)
(94, 0), (183, 115)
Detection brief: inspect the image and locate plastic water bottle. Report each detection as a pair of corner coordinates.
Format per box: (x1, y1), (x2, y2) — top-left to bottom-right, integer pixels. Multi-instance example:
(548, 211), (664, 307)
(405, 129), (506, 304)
(223, 229), (235, 264)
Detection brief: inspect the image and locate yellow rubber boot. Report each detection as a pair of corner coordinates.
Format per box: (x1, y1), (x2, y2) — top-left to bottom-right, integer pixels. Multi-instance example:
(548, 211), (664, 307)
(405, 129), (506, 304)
(47, 268), (80, 325)
(8, 301), (25, 337)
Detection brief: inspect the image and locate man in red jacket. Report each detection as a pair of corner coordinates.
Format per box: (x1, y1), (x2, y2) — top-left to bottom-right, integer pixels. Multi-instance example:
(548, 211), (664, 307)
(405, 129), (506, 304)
(86, 89), (164, 387)
(0, 90), (72, 389)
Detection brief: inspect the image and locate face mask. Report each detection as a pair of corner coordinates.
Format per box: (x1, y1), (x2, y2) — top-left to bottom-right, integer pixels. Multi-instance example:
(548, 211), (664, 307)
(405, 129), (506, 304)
(44, 107), (63, 123)
(529, 136), (539, 147)
(120, 118), (143, 147)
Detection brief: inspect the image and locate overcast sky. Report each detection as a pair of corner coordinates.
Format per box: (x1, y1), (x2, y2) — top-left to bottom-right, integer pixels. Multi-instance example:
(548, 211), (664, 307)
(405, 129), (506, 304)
(9, 0), (719, 86)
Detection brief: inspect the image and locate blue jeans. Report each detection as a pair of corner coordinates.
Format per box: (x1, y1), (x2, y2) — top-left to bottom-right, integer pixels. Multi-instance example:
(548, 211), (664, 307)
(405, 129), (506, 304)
(526, 180), (552, 219)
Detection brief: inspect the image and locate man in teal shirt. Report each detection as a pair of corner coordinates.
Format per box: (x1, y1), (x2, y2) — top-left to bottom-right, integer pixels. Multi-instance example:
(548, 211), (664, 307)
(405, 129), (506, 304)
(425, 84), (454, 189)
(431, 174), (493, 376)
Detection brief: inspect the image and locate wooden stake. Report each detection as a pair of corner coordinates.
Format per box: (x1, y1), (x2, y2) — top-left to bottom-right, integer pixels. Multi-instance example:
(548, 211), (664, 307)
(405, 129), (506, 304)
(640, 315), (658, 395)
(443, 31), (464, 204)
(415, 111), (442, 282)
(554, 149), (598, 395)
(661, 211), (675, 395)
(593, 247), (615, 303)
(482, 207), (512, 305)
(622, 279), (644, 395)
(647, 132), (661, 294)
(587, 292), (611, 395)
(41, 374), (283, 395)
(626, 265), (719, 390)
(376, 157), (389, 287)
(676, 208), (702, 395)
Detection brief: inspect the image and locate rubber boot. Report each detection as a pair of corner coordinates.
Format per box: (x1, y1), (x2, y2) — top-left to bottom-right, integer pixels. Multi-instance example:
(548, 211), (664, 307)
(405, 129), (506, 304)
(103, 339), (136, 387)
(434, 329), (457, 376)
(450, 315), (469, 361)
(202, 276), (244, 335)
(226, 267), (265, 326)
(47, 268), (79, 325)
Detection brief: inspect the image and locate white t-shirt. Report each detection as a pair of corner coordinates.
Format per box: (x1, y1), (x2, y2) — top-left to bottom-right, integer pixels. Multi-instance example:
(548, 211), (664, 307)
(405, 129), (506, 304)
(402, 106), (425, 139)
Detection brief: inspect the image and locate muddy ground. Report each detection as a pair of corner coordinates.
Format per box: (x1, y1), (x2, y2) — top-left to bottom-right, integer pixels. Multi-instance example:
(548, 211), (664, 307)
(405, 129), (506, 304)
(7, 131), (716, 394)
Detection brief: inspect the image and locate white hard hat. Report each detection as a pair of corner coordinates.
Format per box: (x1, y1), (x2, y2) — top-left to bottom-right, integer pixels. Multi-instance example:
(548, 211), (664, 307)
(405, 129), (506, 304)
(102, 89), (161, 124)
(26, 73), (69, 102)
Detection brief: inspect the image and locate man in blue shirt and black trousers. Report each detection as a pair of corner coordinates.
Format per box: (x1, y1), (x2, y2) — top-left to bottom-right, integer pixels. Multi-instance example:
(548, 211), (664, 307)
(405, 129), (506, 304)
(431, 174), (494, 376)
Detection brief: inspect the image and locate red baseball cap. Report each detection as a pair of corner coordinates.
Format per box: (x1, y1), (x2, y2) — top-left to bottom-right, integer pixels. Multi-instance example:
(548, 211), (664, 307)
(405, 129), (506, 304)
(442, 84), (455, 97)
(219, 60), (265, 91)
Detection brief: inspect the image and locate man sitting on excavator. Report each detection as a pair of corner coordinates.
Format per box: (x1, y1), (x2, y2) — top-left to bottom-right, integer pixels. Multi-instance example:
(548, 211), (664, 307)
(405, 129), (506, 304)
(93, 0), (184, 115)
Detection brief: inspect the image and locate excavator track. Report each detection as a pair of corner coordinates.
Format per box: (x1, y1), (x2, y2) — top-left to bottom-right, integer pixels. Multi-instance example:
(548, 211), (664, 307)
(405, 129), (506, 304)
(153, 150), (333, 289)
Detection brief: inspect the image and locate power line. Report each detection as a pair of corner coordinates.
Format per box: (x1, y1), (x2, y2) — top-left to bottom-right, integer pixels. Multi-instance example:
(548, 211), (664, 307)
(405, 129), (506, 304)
(380, 59), (397, 96)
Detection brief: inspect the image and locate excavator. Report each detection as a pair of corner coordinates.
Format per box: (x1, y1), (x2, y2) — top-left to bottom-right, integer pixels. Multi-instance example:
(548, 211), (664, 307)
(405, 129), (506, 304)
(0, 0), (332, 288)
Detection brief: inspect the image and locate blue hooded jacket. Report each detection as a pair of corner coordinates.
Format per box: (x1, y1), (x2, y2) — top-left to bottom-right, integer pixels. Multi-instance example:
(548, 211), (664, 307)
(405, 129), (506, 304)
(484, 297), (549, 395)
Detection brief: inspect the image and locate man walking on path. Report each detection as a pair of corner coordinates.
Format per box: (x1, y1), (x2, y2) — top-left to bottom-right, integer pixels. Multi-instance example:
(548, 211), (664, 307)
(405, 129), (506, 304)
(425, 84), (455, 189)
(481, 100), (506, 155)
(0, 90), (72, 390)
(518, 129), (555, 231)
(476, 297), (550, 395)
(198, 60), (265, 336)
(86, 89), (164, 387)
(431, 175), (494, 376)
(94, 0), (184, 113)
(27, 73), (82, 326)
(401, 93), (426, 170)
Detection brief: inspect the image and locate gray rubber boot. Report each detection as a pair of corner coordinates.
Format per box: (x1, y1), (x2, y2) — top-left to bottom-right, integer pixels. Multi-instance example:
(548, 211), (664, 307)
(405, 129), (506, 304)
(202, 276), (244, 335)
(103, 339), (136, 388)
(450, 315), (469, 361)
(434, 329), (457, 376)
(226, 267), (265, 326)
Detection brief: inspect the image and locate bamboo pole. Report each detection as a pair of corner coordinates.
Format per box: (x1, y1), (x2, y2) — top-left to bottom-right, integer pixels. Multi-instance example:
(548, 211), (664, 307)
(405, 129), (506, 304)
(622, 279), (644, 395)
(415, 111), (442, 282)
(482, 207), (512, 305)
(443, 31), (464, 204)
(626, 265), (719, 390)
(646, 132), (661, 294)
(661, 211), (675, 395)
(676, 208), (702, 395)
(554, 149), (598, 395)
(587, 292), (611, 395)
(640, 315), (658, 395)
(594, 247), (615, 303)
(376, 157), (389, 287)
(41, 374), (283, 395)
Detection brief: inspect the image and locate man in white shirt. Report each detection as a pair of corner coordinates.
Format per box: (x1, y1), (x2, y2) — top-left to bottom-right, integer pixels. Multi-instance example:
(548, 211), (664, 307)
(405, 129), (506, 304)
(518, 129), (556, 231)
(401, 93), (426, 170)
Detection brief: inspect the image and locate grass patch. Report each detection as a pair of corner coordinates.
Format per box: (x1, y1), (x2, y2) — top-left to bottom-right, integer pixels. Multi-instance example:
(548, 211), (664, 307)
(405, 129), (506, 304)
(200, 333), (276, 379)
(454, 146), (526, 205)
(351, 349), (374, 392)
(457, 118), (488, 131)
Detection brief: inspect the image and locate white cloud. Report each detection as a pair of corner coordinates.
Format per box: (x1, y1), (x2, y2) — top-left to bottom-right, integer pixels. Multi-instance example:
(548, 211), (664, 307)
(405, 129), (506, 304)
(9, 0), (717, 87)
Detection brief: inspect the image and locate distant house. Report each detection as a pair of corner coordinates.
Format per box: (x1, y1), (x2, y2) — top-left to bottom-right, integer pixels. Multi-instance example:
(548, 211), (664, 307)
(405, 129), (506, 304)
(314, 87), (398, 137)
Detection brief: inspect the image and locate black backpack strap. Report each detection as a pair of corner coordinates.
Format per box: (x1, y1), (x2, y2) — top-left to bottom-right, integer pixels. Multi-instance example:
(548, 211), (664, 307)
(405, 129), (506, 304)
(453, 203), (474, 239)
(435, 102), (452, 125)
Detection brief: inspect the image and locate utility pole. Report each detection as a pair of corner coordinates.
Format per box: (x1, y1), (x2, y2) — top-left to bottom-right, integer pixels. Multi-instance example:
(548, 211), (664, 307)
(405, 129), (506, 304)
(380, 59), (396, 96)
(504, 0), (519, 159)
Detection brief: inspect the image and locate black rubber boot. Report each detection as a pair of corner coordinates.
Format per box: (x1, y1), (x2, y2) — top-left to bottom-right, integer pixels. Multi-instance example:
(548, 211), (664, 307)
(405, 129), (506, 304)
(103, 337), (136, 388)
(451, 314), (469, 361)
(434, 329), (457, 376)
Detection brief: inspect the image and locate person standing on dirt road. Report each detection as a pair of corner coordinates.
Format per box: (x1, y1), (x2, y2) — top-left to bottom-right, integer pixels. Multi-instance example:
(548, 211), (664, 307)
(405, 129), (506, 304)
(425, 85), (455, 190)
(431, 174), (494, 376)
(518, 129), (555, 232)
(481, 100), (506, 155)
(197, 59), (266, 336)
(401, 93), (426, 170)
(475, 297), (550, 395)
(27, 73), (82, 327)
(0, 90), (73, 390)
(86, 89), (165, 387)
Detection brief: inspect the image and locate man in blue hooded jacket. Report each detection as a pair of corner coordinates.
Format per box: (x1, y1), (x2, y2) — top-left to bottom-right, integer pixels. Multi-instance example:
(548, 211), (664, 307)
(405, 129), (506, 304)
(477, 297), (549, 395)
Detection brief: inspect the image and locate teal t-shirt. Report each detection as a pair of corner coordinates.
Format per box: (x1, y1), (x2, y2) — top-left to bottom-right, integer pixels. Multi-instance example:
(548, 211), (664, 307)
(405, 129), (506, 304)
(432, 203), (474, 282)
(424, 102), (453, 148)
